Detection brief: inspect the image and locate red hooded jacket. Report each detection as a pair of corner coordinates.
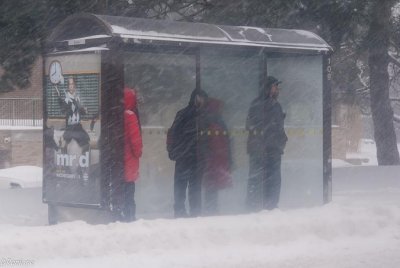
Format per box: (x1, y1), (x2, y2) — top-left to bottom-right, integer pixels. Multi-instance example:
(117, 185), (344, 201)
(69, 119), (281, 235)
(124, 88), (142, 182)
(202, 98), (232, 190)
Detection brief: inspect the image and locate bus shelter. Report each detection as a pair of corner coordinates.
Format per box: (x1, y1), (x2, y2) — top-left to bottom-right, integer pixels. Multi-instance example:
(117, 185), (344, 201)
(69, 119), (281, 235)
(43, 13), (333, 224)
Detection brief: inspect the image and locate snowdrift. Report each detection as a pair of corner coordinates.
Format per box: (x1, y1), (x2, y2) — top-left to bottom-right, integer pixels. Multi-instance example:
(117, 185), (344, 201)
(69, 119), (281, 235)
(0, 166), (399, 267)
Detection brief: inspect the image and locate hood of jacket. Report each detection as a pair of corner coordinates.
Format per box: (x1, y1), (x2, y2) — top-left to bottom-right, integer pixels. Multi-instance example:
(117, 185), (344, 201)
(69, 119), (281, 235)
(124, 87), (137, 111)
(205, 97), (223, 116)
(188, 88), (208, 107)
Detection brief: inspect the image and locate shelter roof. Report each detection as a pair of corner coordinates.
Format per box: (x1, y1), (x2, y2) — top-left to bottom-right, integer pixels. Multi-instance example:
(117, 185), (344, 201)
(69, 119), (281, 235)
(49, 14), (332, 52)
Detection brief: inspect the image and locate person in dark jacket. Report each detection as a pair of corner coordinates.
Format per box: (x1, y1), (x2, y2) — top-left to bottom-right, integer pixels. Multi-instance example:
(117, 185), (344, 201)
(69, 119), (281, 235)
(167, 88), (208, 218)
(246, 76), (288, 211)
(123, 87), (143, 222)
(199, 98), (232, 215)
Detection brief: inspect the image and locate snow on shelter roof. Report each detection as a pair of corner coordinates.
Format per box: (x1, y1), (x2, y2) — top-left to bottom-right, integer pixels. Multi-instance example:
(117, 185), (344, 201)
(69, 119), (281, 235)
(49, 13), (332, 52)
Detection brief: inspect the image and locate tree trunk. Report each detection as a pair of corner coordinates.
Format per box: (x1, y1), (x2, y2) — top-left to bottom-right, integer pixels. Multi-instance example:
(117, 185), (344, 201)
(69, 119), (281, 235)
(368, 0), (400, 165)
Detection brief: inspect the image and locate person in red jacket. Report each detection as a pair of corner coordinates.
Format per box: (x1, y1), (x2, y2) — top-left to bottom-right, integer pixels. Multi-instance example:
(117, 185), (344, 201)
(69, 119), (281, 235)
(123, 87), (143, 222)
(199, 98), (232, 215)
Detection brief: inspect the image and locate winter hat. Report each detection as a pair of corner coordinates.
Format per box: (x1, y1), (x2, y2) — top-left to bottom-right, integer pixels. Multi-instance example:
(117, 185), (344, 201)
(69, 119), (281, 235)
(262, 76), (282, 98)
(266, 76), (282, 89)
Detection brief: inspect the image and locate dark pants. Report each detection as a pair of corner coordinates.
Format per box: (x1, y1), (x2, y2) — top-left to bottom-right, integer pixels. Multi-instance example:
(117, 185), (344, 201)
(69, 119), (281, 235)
(246, 154), (282, 211)
(122, 182), (136, 222)
(174, 160), (201, 217)
(63, 123), (90, 149)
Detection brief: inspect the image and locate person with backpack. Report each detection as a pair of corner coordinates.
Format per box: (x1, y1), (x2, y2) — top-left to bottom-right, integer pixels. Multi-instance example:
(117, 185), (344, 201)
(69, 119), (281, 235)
(167, 88), (233, 217)
(167, 89), (207, 218)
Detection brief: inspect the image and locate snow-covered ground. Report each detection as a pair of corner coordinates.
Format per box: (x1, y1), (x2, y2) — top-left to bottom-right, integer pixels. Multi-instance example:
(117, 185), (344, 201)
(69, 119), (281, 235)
(345, 139), (380, 166)
(333, 140), (400, 168)
(0, 165), (400, 267)
(0, 166), (42, 189)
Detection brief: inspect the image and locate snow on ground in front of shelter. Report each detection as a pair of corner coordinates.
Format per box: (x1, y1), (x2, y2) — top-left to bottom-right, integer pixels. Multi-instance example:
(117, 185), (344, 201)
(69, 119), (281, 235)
(0, 166), (400, 268)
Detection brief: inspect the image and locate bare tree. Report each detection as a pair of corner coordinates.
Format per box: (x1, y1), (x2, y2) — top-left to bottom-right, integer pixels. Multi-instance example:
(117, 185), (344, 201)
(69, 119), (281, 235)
(367, 0), (400, 164)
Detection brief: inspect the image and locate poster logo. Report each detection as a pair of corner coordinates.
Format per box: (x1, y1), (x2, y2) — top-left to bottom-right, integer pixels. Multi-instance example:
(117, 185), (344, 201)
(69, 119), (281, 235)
(56, 152), (89, 167)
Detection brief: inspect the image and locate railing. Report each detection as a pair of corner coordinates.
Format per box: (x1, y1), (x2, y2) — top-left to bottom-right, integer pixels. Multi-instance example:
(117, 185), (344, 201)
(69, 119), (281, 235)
(0, 98), (43, 127)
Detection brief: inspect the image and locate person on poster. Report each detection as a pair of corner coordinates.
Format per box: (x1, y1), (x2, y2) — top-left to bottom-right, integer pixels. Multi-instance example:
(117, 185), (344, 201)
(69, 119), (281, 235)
(57, 76), (91, 182)
(123, 87), (143, 222)
(199, 97), (232, 215)
(246, 76), (288, 210)
(167, 88), (207, 218)
(58, 76), (90, 152)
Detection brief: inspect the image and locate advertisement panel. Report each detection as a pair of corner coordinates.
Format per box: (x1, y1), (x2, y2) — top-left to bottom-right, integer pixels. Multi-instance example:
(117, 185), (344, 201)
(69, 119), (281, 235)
(43, 52), (102, 207)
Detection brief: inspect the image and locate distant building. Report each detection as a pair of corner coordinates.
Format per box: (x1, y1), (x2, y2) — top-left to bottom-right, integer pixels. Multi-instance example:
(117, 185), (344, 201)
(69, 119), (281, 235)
(0, 56), (43, 168)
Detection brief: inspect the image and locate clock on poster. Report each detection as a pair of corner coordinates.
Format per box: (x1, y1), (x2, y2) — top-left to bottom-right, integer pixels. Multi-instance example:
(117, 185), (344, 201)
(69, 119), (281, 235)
(49, 60), (64, 85)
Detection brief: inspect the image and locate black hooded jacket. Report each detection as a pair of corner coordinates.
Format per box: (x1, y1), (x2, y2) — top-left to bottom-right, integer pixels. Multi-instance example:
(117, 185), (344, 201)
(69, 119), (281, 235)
(246, 89), (288, 156)
(167, 89), (208, 161)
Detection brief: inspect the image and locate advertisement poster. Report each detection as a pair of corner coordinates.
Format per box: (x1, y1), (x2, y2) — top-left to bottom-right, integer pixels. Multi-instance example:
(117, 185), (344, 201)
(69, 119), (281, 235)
(43, 52), (102, 206)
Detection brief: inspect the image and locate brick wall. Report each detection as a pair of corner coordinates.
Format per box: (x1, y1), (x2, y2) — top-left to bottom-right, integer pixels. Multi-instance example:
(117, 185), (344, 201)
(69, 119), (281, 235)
(0, 129), (42, 168)
(0, 130), (12, 168)
(332, 126), (347, 159)
(332, 103), (363, 160)
(11, 130), (42, 167)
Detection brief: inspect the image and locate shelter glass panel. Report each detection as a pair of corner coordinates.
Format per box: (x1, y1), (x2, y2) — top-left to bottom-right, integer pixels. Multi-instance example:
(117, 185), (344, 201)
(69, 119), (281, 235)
(200, 48), (262, 213)
(124, 51), (196, 218)
(267, 54), (324, 207)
